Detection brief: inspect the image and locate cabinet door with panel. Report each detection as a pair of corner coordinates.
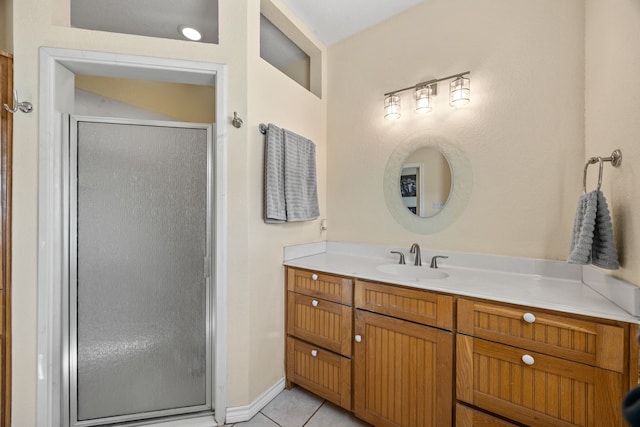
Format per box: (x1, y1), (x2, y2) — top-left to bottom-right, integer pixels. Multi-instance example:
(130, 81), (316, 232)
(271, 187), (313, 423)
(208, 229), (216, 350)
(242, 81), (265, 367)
(353, 309), (453, 427)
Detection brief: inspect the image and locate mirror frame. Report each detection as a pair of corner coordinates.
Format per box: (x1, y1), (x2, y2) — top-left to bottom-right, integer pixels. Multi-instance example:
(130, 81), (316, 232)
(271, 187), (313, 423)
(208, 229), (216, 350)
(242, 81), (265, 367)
(383, 134), (472, 234)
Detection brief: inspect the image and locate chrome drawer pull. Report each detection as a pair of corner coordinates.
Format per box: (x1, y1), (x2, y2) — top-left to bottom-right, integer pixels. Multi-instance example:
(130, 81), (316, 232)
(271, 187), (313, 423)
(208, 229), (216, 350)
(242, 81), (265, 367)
(355, 335), (362, 343)
(311, 350), (318, 357)
(522, 354), (535, 366)
(311, 300), (319, 307)
(522, 312), (536, 323)
(311, 274), (319, 281)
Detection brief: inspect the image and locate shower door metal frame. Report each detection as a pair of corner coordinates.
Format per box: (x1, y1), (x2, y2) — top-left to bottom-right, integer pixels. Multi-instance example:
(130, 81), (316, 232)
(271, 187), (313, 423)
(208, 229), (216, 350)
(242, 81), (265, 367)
(65, 116), (215, 427)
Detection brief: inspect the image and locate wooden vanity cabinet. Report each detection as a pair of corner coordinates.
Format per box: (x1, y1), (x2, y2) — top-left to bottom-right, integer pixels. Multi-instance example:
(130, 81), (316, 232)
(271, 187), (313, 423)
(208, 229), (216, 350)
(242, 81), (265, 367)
(285, 267), (353, 409)
(353, 280), (454, 427)
(456, 298), (631, 427)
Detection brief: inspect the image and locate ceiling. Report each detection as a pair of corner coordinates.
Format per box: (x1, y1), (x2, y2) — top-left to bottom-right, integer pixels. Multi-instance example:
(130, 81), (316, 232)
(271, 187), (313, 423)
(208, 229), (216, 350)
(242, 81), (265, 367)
(279, 0), (424, 46)
(71, 0), (424, 47)
(70, 0), (423, 69)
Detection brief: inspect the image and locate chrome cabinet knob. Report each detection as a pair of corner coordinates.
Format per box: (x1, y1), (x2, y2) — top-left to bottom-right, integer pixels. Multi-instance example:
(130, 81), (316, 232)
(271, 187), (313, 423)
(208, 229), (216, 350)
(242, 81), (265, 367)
(522, 312), (536, 323)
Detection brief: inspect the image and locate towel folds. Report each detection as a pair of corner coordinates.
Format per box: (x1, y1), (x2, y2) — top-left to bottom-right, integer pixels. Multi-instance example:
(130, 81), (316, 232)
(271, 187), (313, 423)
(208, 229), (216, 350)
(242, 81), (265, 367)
(264, 124), (319, 223)
(568, 190), (619, 269)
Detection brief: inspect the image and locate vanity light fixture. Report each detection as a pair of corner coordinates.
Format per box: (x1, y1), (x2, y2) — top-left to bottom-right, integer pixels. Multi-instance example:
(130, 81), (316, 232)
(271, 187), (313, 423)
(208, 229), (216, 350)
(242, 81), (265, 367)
(415, 83), (436, 113)
(383, 71), (470, 119)
(178, 25), (203, 41)
(449, 75), (470, 107)
(384, 94), (401, 120)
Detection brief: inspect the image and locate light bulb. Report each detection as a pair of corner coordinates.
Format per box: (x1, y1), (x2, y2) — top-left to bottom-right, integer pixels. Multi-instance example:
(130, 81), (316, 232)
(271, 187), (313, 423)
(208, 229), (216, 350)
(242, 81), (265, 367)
(178, 25), (203, 41)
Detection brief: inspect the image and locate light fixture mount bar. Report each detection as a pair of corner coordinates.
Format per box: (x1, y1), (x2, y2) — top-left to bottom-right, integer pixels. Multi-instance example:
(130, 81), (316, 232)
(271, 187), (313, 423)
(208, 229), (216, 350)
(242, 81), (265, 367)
(384, 71), (470, 97)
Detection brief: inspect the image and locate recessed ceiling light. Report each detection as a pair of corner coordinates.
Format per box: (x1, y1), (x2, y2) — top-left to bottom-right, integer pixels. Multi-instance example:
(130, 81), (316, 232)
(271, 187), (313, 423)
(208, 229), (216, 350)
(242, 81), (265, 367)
(178, 25), (202, 41)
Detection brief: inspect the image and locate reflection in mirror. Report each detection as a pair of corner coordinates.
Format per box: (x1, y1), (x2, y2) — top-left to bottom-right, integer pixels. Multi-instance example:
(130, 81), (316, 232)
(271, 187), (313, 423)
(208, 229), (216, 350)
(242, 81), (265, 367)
(400, 148), (451, 217)
(383, 133), (472, 234)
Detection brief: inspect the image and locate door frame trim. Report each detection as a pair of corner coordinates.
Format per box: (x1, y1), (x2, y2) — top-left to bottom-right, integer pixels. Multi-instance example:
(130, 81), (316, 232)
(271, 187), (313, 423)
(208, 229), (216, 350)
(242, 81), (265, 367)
(36, 47), (228, 427)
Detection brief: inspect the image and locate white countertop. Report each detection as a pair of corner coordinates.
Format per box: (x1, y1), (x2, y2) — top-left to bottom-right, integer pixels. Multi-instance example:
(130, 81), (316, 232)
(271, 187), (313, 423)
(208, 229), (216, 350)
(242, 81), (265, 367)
(284, 242), (640, 324)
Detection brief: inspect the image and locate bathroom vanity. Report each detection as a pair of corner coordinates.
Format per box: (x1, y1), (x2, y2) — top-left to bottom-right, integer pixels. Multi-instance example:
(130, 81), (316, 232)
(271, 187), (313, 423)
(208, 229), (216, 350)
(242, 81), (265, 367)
(284, 243), (639, 427)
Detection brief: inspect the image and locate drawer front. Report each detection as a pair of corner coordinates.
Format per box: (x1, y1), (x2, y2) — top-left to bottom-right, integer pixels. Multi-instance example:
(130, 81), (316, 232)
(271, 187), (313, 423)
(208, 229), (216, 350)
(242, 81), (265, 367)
(456, 403), (519, 427)
(456, 335), (625, 427)
(287, 268), (353, 305)
(457, 298), (625, 372)
(354, 280), (453, 330)
(287, 292), (352, 356)
(286, 337), (351, 410)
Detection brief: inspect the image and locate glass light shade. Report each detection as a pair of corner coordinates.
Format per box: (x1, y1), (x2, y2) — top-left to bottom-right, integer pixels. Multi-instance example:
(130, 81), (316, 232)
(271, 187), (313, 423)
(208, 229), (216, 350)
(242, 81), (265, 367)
(384, 94), (401, 120)
(415, 86), (432, 113)
(449, 76), (470, 107)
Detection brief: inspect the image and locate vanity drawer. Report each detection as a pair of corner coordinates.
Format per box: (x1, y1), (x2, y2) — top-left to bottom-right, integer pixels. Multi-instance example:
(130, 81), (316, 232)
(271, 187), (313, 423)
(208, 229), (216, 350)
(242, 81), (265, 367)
(287, 267), (353, 305)
(457, 298), (626, 372)
(286, 337), (351, 410)
(455, 403), (519, 427)
(456, 335), (625, 427)
(287, 292), (352, 356)
(354, 280), (453, 330)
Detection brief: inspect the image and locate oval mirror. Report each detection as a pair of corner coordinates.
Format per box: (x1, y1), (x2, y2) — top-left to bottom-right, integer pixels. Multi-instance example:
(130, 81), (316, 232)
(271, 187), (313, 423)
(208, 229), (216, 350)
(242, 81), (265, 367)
(383, 134), (472, 234)
(400, 148), (451, 218)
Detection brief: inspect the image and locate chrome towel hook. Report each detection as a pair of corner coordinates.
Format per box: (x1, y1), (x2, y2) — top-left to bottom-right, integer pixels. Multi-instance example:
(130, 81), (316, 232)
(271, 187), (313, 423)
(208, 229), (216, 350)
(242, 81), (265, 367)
(231, 112), (243, 128)
(582, 149), (622, 194)
(3, 89), (33, 114)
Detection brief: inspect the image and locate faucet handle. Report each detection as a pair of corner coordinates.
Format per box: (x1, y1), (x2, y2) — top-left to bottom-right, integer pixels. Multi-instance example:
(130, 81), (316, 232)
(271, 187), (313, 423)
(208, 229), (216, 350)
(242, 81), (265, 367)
(390, 251), (406, 265)
(430, 255), (449, 269)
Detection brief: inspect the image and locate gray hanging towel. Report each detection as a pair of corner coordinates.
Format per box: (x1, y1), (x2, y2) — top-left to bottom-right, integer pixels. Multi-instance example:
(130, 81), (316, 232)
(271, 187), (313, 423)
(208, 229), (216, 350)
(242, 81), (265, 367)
(568, 190), (619, 269)
(283, 129), (319, 221)
(263, 124), (319, 223)
(592, 191), (619, 269)
(264, 124), (286, 223)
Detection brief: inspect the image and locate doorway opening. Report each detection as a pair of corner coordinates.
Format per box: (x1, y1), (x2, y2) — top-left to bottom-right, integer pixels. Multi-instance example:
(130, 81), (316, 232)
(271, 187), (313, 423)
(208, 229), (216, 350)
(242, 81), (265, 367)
(37, 48), (228, 427)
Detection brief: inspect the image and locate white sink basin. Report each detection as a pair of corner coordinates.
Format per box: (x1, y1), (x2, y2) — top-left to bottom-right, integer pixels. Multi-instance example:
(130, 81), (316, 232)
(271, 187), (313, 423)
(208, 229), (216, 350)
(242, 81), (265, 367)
(376, 263), (449, 280)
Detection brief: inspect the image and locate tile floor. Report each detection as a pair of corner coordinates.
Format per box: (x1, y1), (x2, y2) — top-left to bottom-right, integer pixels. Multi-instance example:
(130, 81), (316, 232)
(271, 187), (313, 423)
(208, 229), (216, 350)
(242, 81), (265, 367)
(226, 386), (371, 427)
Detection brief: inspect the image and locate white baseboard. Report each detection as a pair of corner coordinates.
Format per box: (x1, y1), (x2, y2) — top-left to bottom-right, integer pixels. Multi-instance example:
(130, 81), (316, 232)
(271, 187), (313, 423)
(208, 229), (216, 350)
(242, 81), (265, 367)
(225, 378), (286, 423)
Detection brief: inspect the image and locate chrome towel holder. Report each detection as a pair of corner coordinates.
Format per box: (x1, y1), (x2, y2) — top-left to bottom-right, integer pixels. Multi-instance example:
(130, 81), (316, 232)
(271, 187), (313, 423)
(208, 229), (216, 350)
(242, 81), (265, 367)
(583, 149), (622, 194)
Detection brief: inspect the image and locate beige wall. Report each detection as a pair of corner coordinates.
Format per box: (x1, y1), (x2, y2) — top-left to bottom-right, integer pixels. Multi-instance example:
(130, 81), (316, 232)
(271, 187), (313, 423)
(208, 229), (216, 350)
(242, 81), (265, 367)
(585, 0), (640, 285)
(327, 0), (586, 261)
(10, 0), (325, 424)
(75, 75), (216, 123)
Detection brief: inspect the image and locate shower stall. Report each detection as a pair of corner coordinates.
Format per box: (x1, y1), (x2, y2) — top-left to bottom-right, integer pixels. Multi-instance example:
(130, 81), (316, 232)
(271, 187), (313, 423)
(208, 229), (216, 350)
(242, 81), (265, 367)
(65, 116), (215, 426)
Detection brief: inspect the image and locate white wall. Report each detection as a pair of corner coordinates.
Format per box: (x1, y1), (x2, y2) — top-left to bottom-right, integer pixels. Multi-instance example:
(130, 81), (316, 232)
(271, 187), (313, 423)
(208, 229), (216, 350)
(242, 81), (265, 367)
(585, 0), (640, 285)
(10, 0), (326, 424)
(327, 0), (585, 261)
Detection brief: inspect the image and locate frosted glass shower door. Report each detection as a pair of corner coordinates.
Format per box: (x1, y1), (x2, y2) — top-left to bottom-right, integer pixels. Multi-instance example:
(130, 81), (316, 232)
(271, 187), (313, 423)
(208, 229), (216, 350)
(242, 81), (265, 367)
(69, 117), (213, 426)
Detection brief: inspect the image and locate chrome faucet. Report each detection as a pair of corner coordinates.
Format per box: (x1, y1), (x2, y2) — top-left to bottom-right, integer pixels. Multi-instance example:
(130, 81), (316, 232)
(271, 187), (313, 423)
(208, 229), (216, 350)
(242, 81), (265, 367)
(430, 255), (449, 269)
(390, 251), (406, 264)
(409, 243), (422, 266)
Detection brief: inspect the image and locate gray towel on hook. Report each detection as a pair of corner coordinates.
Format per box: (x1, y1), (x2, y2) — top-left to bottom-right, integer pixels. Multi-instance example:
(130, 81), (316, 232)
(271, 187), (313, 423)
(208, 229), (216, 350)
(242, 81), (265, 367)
(264, 124), (319, 223)
(568, 190), (619, 269)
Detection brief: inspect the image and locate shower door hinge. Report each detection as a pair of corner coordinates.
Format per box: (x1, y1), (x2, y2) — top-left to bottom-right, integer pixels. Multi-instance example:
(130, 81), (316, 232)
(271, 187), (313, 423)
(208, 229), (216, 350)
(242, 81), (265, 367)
(204, 257), (211, 278)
